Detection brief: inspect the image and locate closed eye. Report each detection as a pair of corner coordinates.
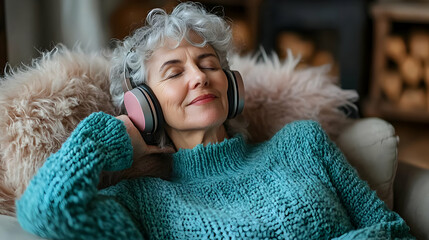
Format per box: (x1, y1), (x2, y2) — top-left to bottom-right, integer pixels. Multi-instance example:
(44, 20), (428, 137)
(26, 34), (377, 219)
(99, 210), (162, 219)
(200, 66), (218, 71)
(167, 72), (182, 79)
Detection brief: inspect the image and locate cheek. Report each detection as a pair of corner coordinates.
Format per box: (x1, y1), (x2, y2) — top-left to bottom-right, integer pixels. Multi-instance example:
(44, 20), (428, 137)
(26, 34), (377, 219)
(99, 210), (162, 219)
(153, 82), (186, 112)
(215, 75), (229, 106)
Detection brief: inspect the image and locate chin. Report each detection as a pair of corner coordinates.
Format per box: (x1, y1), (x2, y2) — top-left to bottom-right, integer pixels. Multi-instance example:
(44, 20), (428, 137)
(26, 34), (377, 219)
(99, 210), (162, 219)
(187, 110), (227, 130)
(186, 105), (226, 121)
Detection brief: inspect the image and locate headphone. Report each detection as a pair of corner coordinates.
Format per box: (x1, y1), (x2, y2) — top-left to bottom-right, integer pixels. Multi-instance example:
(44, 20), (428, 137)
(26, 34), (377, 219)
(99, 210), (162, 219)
(122, 52), (245, 136)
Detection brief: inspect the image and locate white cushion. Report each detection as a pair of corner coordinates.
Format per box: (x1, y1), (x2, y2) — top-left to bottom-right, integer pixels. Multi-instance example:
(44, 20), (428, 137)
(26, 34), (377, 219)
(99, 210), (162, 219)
(0, 214), (45, 240)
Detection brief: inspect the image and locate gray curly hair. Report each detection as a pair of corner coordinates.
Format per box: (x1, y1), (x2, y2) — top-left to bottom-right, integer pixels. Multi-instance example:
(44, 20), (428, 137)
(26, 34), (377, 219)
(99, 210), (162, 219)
(109, 2), (248, 146)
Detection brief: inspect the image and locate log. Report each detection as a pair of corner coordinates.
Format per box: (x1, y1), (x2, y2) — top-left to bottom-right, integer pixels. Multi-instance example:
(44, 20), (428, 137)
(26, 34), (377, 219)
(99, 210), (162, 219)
(400, 56), (423, 87)
(381, 71), (402, 103)
(296, 62), (309, 70)
(398, 88), (426, 110)
(312, 50), (334, 66)
(330, 63), (340, 77)
(385, 35), (407, 63)
(410, 31), (429, 60)
(427, 88), (429, 112)
(277, 32), (315, 60)
(425, 61), (429, 111)
(311, 51), (339, 76)
(424, 61), (429, 87)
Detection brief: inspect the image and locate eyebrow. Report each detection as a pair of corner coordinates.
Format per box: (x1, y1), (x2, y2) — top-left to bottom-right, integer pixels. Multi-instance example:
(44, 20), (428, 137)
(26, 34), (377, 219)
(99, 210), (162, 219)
(197, 53), (218, 61)
(158, 53), (218, 73)
(159, 59), (182, 73)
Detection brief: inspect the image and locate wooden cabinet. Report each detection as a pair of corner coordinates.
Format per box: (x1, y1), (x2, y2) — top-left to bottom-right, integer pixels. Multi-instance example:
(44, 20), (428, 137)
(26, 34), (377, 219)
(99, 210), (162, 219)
(365, 2), (429, 122)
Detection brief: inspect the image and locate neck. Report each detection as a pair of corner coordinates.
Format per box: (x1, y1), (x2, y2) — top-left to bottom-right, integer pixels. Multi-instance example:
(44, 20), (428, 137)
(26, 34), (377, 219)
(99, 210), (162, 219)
(167, 125), (228, 150)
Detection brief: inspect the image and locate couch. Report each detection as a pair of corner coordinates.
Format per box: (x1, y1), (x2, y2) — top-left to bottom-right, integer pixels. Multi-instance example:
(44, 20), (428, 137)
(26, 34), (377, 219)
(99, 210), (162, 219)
(0, 47), (427, 239)
(336, 118), (429, 240)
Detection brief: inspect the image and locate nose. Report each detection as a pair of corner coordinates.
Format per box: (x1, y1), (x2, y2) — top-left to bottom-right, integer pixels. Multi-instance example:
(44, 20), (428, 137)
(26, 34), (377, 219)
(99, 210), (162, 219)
(188, 65), (209, 89)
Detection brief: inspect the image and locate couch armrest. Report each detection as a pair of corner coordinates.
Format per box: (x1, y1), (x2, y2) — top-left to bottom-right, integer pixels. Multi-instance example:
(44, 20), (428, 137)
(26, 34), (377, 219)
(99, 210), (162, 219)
(0, 214), (45, 240)
(335, 118), (398, 209)
(394, 162), (429, 240)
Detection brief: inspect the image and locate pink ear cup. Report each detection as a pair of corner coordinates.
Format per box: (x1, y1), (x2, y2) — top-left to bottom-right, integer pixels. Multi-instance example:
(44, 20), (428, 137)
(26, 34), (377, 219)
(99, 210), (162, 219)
(124, 87), (158, 134)
(124, 91), (147, 132)
(124, 91), (146, 132)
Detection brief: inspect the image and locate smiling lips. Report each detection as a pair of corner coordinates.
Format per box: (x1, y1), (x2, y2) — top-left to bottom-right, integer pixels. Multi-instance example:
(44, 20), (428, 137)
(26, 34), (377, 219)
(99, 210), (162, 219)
(188, 94), (217, 105)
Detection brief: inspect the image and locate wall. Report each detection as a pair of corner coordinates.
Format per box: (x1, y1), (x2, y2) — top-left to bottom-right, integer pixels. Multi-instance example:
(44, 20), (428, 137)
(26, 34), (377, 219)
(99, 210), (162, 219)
(4, 0), (121, 68)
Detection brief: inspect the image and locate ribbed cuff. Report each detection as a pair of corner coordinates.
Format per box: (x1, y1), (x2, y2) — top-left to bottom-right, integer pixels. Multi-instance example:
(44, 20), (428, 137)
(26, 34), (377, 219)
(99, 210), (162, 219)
(75, 112), (133, 171)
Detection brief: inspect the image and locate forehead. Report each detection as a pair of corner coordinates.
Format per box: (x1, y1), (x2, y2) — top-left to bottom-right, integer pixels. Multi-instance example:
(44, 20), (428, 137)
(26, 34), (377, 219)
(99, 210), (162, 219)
(148, 33), (218, 65)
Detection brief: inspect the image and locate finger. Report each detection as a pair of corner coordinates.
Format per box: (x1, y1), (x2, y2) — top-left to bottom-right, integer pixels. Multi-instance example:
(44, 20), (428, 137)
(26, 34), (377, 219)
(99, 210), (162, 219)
(115, 114), (129, 122)
(116, 115), (147, 153)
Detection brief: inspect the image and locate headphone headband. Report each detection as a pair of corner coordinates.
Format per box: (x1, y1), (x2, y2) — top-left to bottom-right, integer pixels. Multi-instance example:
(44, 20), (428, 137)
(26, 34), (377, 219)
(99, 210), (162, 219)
(122, 48), (137, 92)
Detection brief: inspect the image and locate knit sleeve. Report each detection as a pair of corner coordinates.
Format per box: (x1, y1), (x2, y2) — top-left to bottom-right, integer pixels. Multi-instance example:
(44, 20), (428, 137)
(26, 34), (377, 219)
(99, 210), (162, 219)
(306, 121), (414, 240)
(16, 112), (144, 240)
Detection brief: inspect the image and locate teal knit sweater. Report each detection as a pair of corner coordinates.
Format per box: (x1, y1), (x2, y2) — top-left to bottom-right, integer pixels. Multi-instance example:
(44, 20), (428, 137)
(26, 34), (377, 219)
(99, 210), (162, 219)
(16, 112), (413, 239)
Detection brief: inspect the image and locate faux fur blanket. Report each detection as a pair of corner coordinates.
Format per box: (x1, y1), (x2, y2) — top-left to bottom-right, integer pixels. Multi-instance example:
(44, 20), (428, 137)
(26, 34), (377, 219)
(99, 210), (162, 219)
(0, 47), (357, 216)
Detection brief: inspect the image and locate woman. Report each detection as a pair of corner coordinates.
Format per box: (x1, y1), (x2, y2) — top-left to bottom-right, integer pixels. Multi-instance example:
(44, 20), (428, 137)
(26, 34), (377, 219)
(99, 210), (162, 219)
(16, 2), (413, 239)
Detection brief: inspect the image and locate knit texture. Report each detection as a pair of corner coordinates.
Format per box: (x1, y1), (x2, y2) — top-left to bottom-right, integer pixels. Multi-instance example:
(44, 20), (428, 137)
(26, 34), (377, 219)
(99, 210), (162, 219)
(16, 112), (414, 239)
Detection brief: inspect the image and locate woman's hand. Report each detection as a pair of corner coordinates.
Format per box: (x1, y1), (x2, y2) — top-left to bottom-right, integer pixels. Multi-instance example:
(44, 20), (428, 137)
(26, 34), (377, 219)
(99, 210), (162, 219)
(115, 115), (175, 162)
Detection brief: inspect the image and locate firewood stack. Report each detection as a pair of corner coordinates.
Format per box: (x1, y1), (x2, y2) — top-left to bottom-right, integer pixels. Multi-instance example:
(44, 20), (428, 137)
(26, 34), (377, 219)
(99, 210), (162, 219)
(382, 30), (429, 111)
(276, 32), (339, 76)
